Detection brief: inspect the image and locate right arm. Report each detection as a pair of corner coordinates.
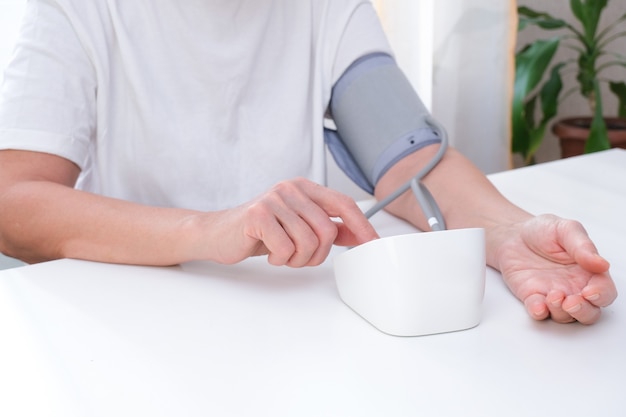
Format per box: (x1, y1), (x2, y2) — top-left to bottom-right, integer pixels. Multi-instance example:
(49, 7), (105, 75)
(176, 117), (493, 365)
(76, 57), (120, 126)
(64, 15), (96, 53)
(0, 150), (377, 267)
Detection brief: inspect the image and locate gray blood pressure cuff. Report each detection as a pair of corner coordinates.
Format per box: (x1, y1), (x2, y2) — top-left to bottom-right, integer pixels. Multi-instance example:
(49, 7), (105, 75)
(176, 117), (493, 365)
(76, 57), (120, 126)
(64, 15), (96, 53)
(325, 53), (441, 194)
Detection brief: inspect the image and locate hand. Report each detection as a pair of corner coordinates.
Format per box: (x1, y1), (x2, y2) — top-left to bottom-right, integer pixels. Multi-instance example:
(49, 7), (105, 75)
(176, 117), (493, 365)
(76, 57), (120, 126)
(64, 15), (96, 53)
(494, 214), (617, 324)
(208, 178), (378, 267)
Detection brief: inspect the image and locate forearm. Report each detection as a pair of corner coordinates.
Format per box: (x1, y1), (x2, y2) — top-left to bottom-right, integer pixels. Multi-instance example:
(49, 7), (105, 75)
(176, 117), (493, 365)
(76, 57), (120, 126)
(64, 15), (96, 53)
(374, 145), (532, 269)
(0, 180), (209, 265)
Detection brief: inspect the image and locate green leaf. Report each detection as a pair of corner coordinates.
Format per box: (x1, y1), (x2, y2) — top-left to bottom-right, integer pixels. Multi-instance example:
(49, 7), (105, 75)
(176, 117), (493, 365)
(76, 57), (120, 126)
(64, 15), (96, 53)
(512, 94), (537, 156)
(586, 117), (610, 153)
(518, 6), (568, 31)
(526, 124), (548, 165)
(570, 0), (608, 42)
(511, 38), (560, 159)
(514, 1), (625, 162)
(514, 38), (561, 102)
(585, 81), (610, 153)
(521, 63), (566, 162)
(524, 95), (538, 130)
(609, 81), (626, 118)
(539, 63), (565, 122)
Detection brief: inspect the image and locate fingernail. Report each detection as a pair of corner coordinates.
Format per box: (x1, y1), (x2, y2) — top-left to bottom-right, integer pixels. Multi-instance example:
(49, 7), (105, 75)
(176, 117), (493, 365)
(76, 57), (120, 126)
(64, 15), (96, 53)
(585, 293), (600, 301)
(565, 304), (582, 314)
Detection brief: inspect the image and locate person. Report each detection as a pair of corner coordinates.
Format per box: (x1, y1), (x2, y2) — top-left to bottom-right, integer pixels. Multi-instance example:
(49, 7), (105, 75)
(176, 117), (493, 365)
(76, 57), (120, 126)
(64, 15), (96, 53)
(0, 0), (617, 325)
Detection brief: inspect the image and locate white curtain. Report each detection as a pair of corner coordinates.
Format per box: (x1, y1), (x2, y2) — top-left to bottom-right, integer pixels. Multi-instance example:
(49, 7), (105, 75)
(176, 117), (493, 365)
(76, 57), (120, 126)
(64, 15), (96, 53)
(373, 0), (517, 174)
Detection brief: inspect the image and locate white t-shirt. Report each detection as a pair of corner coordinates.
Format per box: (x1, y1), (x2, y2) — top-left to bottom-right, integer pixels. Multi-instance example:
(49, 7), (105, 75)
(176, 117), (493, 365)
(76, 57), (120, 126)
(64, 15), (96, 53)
(0, 0), (391, 210)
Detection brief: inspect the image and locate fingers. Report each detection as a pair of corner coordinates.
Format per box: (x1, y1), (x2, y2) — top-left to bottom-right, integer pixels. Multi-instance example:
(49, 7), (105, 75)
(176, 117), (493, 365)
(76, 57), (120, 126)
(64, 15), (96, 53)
(516, 215), (617, 325)
(245, 178), (377, 267)
(523, 293), (551, 321)
(245, 189), (332, 267)
(545, 293), (602, 324)
(551, 220), (617, 323)
(581, 272), (618, 308)
(301, 180), (379, 245)
(525, 292), (597, 324)
(525, 277), (615, 325)
(551, 292), (602, 325)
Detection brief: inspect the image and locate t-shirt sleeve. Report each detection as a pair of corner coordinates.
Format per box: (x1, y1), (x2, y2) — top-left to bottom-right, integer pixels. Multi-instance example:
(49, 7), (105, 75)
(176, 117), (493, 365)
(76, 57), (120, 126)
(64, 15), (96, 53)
(330, 2), (393, 86)
(0, 0), (96, 169)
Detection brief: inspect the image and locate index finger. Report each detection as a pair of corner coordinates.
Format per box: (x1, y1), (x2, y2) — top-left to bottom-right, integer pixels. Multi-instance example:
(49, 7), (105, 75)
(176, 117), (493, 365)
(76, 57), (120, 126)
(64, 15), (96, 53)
(301, 180), (379, 245)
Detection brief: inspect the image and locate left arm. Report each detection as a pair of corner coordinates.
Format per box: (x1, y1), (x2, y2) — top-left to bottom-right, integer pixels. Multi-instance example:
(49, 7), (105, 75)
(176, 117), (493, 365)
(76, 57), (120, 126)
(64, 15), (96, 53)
(375, 145), (617, 324)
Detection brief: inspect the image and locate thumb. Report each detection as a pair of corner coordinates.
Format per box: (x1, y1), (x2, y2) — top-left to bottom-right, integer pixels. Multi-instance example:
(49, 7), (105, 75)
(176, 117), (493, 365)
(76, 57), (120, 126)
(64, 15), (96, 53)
(575, 247), (610, 274)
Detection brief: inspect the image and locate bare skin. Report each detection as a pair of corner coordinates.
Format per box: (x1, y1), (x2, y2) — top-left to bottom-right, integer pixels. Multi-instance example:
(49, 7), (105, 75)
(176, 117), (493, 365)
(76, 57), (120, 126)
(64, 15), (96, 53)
(374, 145), (615, 325)
(0, 150), (377, 266)
(0, 146), (617, 324)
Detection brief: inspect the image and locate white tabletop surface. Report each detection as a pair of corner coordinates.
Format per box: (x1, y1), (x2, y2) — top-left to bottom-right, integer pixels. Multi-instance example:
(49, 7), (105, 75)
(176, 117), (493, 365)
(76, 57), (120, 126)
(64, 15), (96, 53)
(1, 149), (624, 417)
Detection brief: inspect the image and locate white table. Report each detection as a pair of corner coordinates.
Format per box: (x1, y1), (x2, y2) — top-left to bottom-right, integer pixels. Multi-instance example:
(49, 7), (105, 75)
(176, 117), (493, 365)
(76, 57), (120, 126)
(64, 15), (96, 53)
(1, 150), (624, 417)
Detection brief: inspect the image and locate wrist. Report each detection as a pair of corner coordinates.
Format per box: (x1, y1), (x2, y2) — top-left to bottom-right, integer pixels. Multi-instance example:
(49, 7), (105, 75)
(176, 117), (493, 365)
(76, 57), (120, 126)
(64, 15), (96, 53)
(174, 211), (223, 264)
(484, 216), (530, 271)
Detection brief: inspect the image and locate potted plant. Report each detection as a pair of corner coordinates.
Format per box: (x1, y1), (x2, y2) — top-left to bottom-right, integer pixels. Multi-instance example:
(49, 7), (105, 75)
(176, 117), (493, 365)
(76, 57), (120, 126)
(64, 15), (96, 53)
(512, 0), (626, 164)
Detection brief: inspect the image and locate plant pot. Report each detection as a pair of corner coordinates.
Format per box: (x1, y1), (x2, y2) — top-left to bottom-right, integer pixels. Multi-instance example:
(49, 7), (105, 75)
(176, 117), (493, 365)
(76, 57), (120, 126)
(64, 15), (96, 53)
(552, 117), (626, 158)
